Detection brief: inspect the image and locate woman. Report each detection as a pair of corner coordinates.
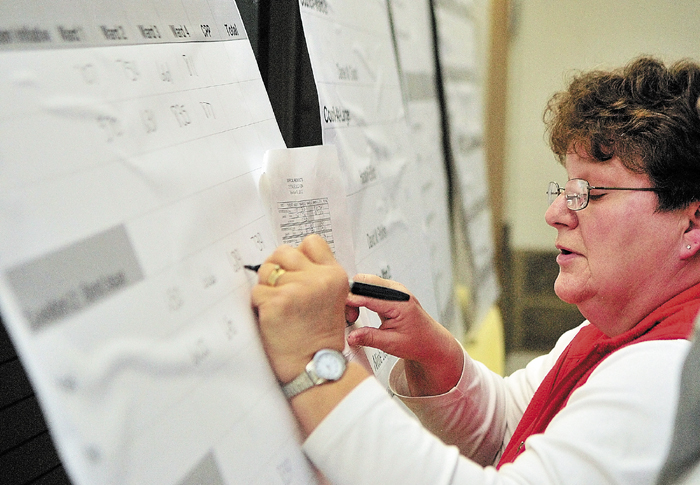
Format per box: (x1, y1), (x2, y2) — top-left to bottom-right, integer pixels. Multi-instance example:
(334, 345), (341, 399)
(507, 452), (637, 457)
(251, 56), (700, 483)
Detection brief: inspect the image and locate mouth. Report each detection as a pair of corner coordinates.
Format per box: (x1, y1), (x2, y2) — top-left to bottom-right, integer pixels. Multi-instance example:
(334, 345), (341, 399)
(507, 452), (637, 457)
(555, 243), (576, 257)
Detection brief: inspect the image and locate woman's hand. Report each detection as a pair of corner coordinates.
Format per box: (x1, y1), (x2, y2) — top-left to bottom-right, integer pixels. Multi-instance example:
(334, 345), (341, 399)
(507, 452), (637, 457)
(251, 234), (349, 384)
(346, 274), (464, 396)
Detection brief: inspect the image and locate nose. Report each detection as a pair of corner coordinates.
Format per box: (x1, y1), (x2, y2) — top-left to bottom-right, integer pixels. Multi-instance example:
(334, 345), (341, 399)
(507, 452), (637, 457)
(545, 192), (578, 229)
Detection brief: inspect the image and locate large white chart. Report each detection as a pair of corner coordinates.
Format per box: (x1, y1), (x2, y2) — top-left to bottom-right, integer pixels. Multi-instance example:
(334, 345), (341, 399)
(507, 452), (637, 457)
(434, 0), (500, 327)
(298, 0), (445, 383)
(388, 0), (461, 335)
(0, 1), (322, 484)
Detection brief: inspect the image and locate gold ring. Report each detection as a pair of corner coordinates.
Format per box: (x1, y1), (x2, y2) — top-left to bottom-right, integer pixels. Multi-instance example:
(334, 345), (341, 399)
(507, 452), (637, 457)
(267, 264), (286, 286)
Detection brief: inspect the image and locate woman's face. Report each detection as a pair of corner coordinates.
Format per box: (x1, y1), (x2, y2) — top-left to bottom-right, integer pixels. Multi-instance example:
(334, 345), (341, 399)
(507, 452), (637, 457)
(545, 152), (686, 337)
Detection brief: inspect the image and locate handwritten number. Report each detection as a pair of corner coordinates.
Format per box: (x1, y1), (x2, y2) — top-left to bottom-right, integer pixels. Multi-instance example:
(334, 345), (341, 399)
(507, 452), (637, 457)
(229, 249), (243, 272)
(166, 286), (184, 311)
(251, 233), (264, 251)
(199, 101), (215, 119)
(170, 104), (191, 127)
(141, 109), (157, 133)
(158, 62), (173, 83)
(75, 63), (98, 85)
(116, 59), (140, 81)
(97, 115), (122, 142)
(182, 54), (198, 77)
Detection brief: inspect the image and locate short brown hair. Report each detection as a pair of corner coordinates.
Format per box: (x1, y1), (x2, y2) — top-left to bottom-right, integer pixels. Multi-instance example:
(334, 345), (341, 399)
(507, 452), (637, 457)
(544, 56), (700, 211)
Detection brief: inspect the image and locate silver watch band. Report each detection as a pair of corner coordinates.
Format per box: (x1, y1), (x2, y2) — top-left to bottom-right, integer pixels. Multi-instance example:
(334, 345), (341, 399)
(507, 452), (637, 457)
(281, 349), (346, 399)
(282, 370), (317, 399)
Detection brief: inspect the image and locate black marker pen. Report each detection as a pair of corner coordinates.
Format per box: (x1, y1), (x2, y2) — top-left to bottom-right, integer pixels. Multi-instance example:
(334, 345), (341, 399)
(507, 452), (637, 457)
(244, 264), (410, 301)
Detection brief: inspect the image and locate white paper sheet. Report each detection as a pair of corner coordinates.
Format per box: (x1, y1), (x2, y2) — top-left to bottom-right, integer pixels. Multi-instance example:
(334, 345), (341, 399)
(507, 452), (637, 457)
(260, 145), (355, 274)
(259, 144), (375, 371)
(0, 2), (322, 484)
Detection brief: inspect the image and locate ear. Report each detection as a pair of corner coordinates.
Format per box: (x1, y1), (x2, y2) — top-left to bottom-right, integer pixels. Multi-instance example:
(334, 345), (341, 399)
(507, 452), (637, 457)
(681, 202), (700, 260)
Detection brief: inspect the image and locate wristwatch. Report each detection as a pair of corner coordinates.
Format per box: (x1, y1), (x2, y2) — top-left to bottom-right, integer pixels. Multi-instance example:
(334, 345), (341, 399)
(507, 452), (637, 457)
(282, 349), (347, 399)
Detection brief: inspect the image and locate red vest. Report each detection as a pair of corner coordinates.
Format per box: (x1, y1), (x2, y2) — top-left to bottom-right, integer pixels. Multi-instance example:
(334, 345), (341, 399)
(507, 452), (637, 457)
(497, 284), (700, 467)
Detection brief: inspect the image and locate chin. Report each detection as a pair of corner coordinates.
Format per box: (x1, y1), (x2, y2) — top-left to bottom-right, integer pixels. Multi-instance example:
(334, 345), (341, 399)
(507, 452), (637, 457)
(553, 277), (585, 306)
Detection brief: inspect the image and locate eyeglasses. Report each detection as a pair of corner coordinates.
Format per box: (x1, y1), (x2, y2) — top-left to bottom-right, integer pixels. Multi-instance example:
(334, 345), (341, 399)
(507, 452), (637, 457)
(547, 178), (658, 211)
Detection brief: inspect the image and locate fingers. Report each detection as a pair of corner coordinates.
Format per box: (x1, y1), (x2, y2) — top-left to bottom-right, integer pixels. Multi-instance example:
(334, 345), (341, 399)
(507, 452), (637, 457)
(346, 326), (375, 348)
(255, 235), (337, 288)
(297, 233), (335, 265)
(268, 244), (308, 271)
(346, 274), (413, 319)
(250, 281), (275, 309)
(347, 326), (402, 356)
(255, 245), (305, 288)
(345, 304), (360, 325)
(351, 273), (408, 291)
(257, 262), (289, 288)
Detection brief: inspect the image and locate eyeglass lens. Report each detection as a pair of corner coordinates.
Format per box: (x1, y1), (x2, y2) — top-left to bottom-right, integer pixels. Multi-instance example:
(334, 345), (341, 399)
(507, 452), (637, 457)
(565, 179), (588, 210)
(547, 179), (589, 211)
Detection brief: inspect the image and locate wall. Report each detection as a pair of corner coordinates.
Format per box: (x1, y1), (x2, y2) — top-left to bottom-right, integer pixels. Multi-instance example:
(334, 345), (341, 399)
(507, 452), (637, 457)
(505, 0), (700, 250)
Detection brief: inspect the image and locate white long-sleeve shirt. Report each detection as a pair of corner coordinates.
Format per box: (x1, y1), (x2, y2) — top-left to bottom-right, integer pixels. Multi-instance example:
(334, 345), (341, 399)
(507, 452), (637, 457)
(304, 323), (691, 484)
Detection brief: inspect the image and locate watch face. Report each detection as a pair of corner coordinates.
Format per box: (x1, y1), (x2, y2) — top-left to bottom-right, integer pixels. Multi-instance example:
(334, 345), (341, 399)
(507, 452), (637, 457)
(314, 350), (346, 381)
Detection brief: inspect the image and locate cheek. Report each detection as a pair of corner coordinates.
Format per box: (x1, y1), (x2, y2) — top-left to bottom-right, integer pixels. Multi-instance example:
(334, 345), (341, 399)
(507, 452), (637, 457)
(581, 207), (640, 257)
(574, 217), (635, 294)
(584, 210), (676, 285)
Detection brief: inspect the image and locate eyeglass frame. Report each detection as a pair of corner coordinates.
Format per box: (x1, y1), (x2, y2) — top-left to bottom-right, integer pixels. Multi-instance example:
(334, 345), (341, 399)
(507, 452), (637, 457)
(547, 178), (659, 211)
